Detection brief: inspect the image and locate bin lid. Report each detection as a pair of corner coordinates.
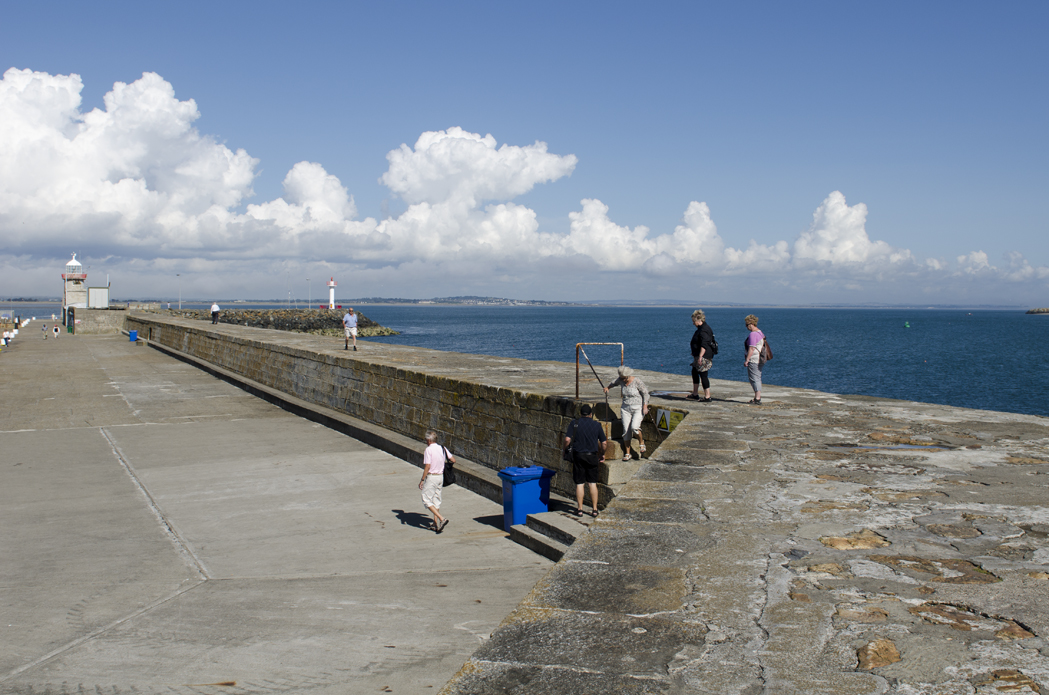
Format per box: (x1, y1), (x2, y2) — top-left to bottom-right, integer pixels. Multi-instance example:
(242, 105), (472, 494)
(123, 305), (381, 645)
(497, 465), (554, 481)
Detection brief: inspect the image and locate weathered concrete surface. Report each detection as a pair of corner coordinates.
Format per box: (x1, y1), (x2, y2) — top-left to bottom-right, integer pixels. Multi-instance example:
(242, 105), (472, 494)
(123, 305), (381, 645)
(0, 333), (551, 693)
(444, 393), (1049, 693)
(12, 318), (1049, 693)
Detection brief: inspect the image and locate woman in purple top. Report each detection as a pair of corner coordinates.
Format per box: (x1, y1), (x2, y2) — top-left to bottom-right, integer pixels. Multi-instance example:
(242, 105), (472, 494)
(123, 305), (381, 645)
(743, 314), (765, 404)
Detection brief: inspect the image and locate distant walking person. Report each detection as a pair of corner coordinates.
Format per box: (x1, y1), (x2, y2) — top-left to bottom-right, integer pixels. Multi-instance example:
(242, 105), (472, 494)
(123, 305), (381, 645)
(688, 309), (715, 401)
(744, 314), (765, 404)
(343, 308), (358, 351)
(604, 366), (650, 460)
(53, 325), (60, 340)
(210, 302), (220, 324)
(42, 324), (47, 340)
(419, 430), (452, 533)
(563, 403), (607, 517)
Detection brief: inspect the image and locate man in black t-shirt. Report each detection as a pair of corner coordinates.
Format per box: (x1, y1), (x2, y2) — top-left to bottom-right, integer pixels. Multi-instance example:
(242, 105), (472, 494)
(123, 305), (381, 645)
(564, 403), (607, 518)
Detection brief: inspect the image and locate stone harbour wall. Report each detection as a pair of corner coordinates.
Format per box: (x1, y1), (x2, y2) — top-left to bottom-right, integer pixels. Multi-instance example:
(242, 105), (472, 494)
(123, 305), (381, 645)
(124, 314), (654, 500)
(154, 308), (399, 336)
(71, 307), (129, 335)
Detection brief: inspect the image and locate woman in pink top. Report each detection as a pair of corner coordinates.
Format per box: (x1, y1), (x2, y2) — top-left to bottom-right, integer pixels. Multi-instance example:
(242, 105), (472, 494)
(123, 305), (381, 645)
(419, 430), (454, 533)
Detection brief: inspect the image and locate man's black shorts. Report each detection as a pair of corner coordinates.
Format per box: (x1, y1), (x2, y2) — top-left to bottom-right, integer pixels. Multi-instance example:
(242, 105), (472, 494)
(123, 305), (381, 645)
(572, 451), (601, 485)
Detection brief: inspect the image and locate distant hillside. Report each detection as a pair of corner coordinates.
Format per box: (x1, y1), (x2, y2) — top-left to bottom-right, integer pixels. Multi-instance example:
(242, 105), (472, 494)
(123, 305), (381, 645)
(350, 296), (575, 306)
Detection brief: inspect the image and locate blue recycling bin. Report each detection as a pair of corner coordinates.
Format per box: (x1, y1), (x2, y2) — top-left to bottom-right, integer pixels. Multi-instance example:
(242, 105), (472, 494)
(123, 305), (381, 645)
(497, 466), (555, 531)
(129, 330), (138, 342)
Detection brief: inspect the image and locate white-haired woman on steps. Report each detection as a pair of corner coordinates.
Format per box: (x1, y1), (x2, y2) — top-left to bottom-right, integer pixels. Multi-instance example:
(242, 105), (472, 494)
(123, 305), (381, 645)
(604, 366), (650, 461)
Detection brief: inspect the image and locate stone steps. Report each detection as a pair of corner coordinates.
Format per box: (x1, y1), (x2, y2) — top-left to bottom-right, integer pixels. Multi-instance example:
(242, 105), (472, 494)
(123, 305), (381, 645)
(508, 510), (595, 561)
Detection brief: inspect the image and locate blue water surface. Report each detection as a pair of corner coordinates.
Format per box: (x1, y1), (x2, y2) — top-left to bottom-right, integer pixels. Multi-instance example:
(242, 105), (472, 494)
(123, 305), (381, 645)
(7, 302), (1045, 417)
(358, 306), (1049, 418)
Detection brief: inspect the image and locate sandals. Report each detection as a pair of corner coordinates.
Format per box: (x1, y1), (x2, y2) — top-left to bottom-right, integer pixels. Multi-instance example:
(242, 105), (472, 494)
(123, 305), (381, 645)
(639, 444), (646, 453)
(685, 394), (700, 400)
(622, 454), (632, 461)
(436, 519), (449, 533)
(590, 510), (599, 518)
(573, 509), (584, 517)
(700, 397), (712, 403)
(749, 398), (762, 405)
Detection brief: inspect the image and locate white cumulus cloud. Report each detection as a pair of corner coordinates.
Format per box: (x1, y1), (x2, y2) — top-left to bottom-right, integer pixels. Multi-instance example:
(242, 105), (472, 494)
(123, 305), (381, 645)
(380, 127), (577, 206)
(0, 68), (258, 253)
(793, 191), (910, 266)
(1, 69), (1046, 304)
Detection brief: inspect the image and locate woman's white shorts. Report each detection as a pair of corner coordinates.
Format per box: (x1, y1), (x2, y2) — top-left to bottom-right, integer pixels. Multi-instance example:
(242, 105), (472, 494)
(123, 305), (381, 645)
(421, 475), (443, 509)
(621, 405), (644, 439)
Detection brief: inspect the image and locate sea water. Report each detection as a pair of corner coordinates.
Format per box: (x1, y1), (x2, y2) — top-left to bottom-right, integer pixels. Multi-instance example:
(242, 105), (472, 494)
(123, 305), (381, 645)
(6, 302), (1045, 417)
(360, 306), (1049, 418)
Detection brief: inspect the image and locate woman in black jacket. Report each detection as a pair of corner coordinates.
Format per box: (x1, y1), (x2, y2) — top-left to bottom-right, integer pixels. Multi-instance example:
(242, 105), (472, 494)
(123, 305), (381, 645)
(688, 309), (715, 401)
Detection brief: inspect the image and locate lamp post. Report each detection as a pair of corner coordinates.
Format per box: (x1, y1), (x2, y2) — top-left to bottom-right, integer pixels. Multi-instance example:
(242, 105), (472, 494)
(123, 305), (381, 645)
(177, 274), (181, 310)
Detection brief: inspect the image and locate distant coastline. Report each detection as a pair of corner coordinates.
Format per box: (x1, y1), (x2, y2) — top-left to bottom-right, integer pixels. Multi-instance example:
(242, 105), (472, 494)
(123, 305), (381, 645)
(0, 297), (1036, 311)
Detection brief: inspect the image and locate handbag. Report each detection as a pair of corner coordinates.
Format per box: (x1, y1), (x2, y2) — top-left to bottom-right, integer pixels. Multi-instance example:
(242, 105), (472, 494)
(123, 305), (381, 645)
(760, 336), (773, 364)
(441, 446), (457, 487)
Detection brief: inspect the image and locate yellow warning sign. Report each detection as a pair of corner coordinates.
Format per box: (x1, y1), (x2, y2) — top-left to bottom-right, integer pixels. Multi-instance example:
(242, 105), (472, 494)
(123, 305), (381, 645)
(655, 409), (685, 434)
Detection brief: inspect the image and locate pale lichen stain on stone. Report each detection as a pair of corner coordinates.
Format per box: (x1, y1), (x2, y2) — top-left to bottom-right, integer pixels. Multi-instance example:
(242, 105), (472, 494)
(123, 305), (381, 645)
(856, 637), (901, 669)
(971, 669), (1043, 693)
(808, 449), (850, 461)
(864, 488), (948, 502)
(835, 606), (889, 622)
(803, 500), (870, 514)
(867, 431), (949, 448)
(996, 623), (1036, 640)
(868, 556), (1001, 584)
(926, 523), (982, 538)
(806, 562), (852, 578)
(819, 528), (891, 550)
(906, 603), (1030, 636)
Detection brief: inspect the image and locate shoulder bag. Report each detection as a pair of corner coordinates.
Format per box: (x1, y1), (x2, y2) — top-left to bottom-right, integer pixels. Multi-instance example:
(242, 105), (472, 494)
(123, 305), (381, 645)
(760, 336), (773, 365)
(442, 446), (457, 487)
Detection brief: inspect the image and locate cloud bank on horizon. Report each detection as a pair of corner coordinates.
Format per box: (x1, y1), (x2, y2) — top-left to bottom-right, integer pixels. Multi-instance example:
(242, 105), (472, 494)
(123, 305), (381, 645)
(1, 68), (1046, 303)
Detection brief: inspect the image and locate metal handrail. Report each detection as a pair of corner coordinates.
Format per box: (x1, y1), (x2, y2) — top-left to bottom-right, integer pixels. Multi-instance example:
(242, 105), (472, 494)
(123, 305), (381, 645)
(575, 342), (624, 399)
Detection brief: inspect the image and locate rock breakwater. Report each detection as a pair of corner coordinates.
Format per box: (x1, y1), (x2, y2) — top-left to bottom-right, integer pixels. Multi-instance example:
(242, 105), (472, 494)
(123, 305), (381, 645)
(157, 308), (398, 336)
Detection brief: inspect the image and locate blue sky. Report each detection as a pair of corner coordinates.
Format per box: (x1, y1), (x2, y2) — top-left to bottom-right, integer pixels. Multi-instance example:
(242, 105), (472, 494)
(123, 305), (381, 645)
(1, 1), (1046, 304)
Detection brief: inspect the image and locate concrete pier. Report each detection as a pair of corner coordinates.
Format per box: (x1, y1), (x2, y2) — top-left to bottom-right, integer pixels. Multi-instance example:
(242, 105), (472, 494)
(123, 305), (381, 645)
(0, 332), (551, 693)
(5, 317), (1049, 694)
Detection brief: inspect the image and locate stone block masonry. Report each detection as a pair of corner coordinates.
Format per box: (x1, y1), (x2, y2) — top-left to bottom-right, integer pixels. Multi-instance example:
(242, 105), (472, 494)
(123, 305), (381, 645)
(71, 306), (129, 334)
(125, 314), (671, 502)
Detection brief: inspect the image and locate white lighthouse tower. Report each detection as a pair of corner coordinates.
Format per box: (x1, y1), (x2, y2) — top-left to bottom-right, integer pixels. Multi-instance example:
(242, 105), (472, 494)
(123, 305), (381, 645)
(326, 277), (337, 309)
(62, 253), (88, 326)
